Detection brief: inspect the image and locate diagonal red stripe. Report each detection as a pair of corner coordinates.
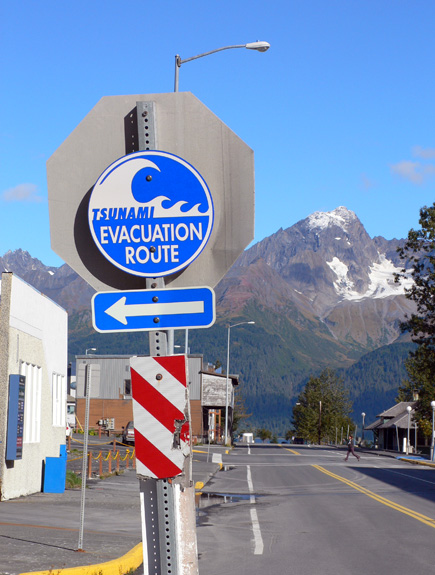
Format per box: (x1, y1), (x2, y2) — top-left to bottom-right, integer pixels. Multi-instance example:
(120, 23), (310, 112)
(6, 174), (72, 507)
(131, 367), (184, 432)
(135, 428), (182, 479)
(153, 355), (187, 387)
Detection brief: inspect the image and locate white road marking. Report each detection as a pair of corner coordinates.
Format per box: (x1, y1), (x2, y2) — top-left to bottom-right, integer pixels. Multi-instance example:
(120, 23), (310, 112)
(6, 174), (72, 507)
(247, 465), (264, 554)
(250, 508), (264, 555)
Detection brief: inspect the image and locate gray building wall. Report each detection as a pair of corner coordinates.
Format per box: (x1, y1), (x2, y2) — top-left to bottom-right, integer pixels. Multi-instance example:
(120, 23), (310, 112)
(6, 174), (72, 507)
(76, 354), (204, 400)
(76, 356), (131, 399)
(187, 356), (202, 401)
(202, 373), (237, 407)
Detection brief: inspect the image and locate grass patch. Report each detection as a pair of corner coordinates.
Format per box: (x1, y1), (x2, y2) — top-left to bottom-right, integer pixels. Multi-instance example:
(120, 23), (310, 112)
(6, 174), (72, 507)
(65, 470), (82, 489)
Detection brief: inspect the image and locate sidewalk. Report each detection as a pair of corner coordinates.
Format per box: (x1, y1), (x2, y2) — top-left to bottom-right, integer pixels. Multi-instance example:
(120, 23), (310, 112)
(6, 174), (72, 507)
(0, 459), (221, 575)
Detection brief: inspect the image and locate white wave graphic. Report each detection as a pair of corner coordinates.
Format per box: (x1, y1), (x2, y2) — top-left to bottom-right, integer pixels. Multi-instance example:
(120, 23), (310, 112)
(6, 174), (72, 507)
(92, 158), (161, 208)
(90, 158), (210, 217)
(149, 197), (209, 218)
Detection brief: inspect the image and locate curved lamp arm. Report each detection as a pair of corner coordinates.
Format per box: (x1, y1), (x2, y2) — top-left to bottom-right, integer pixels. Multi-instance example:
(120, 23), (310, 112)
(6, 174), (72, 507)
(174, 41), (270, 92)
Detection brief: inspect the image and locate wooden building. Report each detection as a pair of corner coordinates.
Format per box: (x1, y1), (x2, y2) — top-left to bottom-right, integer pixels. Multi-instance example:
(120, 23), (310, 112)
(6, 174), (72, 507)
(365, 402), (418, 452)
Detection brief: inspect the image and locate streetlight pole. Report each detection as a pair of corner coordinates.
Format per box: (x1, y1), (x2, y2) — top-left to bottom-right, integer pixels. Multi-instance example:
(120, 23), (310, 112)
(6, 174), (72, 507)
(431, 401), (435, 461)
(361, 412), (366, 444)
(318, 401), (322, 445)
(225, 321), (255, 445)
(406, 405), (412, 455)
(174, 41), (270, 92)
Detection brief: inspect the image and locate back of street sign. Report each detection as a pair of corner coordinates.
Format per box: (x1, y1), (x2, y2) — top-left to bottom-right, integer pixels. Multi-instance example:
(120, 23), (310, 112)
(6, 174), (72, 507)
(47, 92), (254, 291)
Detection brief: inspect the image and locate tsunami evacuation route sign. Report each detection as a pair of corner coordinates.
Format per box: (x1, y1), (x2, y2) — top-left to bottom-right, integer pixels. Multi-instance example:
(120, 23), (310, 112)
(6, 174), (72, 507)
(88, 150), (214, 277)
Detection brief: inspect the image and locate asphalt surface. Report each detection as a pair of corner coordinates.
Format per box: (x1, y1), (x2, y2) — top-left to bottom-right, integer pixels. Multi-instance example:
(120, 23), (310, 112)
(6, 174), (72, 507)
(196, 444), (435, 575)
(0, 443), (429, 575)
(0, 447), (222, 575)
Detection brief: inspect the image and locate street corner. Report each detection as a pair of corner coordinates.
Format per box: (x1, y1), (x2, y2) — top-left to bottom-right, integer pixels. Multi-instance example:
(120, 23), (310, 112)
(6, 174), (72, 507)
(18, 543), (143, 575)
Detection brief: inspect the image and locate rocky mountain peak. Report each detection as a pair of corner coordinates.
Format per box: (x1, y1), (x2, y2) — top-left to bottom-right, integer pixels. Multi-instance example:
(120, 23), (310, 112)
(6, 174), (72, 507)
(224, 206), (414, 347)
(306, 206), (358, 233)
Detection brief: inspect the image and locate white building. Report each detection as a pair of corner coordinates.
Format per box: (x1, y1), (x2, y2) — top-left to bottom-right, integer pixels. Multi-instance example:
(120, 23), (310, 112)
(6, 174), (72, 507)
(0, 273), (68, 500)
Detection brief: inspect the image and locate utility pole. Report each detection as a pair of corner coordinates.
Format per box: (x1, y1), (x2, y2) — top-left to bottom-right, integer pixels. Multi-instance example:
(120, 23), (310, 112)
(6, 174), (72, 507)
(318, 401), (322, 445)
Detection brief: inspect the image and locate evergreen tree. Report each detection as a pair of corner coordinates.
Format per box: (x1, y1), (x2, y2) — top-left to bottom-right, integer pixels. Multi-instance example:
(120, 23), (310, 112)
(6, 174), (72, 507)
(395, 204), (435, 436)
(256, 428), (272, 441)
(232, 387), (251, 433)
(291, 369), (354, 444)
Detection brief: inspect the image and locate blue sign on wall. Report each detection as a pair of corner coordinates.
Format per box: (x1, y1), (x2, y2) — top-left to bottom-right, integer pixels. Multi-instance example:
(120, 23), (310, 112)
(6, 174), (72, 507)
(6, 374), (25, 460)
(88, 151), (214, 277)
(92, 286), (215, 333)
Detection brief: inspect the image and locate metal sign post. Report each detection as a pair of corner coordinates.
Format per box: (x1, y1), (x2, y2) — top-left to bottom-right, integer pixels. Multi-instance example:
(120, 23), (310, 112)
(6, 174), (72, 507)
(78, 363), (92, 551)
(131, 355), (196, 575)
(47, 93), (255, 575)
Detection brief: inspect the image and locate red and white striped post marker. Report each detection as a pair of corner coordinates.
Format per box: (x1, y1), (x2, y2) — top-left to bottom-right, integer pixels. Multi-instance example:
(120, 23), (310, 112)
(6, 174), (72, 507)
(131, 355), (190, 479)
(131, 354), (197, 575)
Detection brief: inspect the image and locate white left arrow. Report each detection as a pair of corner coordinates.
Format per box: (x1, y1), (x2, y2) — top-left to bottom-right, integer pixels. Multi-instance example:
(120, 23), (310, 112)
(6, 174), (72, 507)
(104, 297), (205, 325)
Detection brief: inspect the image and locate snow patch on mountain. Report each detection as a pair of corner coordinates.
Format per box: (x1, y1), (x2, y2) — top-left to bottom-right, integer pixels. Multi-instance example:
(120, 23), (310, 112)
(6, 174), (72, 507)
(307, 206), (357, 232)
(327, 254), (412, 301)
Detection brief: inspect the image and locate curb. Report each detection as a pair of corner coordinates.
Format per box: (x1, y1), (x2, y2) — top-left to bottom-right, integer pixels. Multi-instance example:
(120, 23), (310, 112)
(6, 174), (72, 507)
(18, 542), (143, 575)
(15, 453), (223, 575)
(398, 457), (435, 468)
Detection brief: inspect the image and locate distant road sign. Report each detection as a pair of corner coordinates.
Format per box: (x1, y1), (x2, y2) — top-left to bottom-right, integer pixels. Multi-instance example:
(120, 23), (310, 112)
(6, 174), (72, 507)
(92, 286), (215, 333)
(88, 151), (214, 277)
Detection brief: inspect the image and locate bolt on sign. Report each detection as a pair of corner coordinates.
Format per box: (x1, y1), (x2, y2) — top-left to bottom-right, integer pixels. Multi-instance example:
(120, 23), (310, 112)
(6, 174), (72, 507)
(130, 355), (190, 479)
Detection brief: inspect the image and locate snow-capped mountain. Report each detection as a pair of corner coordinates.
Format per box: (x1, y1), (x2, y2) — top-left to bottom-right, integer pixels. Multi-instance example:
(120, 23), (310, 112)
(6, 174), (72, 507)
(217, 207), (414, 349)
(0, 207), (414, 353)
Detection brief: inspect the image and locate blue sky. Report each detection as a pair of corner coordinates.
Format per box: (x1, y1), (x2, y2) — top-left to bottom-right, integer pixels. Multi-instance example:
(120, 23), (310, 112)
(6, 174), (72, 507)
(1, 1), (435, 267)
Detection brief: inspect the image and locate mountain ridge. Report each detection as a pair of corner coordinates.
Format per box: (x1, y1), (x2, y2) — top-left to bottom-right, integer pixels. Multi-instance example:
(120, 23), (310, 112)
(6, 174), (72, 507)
(0, 207), (414, 432)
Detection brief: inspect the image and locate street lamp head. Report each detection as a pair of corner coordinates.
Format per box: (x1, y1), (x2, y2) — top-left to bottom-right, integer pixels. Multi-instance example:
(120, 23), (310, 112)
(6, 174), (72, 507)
(245, 41), (270, 52)
(174, 41), (270, 92)
(229, 320), (255, 329)
(85, 347), (97, 355)
(406, 405), (412, 413)
(361, 412), (366, 417)
(431, 401), (435, 409)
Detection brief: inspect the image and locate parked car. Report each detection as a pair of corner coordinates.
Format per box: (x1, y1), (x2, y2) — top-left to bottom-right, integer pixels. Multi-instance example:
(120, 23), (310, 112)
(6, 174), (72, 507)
(122, 421), (135, 445)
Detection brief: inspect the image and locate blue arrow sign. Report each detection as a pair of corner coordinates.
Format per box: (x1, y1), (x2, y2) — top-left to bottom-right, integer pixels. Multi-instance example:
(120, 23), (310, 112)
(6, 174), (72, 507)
(92, 286), (215, 333)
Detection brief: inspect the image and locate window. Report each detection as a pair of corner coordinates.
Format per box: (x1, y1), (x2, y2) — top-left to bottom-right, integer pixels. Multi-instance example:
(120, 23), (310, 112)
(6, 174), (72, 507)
(21, 362), (42, 444)
(124, 379), (131, 397)
(52, 373), (66, 427)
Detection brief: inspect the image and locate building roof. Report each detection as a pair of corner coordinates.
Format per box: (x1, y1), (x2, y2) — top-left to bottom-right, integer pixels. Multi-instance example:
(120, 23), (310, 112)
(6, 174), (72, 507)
(366, 401), (417, 430)
(200, 371), (239, 385)
(365, 419), (383, 431)
(379, 412), (416, 430)
(377, 401), (416, 419)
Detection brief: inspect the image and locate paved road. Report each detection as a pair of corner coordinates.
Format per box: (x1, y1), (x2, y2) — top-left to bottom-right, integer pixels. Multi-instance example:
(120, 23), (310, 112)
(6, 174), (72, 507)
(196, 444), (435, 575)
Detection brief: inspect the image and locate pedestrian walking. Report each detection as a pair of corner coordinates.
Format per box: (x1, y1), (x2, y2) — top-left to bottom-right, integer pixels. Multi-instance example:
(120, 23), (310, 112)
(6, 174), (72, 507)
(344, 434), (360, 461)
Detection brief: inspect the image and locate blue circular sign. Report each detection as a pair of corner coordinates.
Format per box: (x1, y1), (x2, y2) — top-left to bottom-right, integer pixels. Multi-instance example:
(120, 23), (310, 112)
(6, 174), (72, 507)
(88, 151), (214, 277)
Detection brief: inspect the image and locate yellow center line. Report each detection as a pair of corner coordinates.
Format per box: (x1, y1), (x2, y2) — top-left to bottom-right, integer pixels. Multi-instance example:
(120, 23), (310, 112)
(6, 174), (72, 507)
(284, 448), (299, 455)
(313, 464), (435, 529)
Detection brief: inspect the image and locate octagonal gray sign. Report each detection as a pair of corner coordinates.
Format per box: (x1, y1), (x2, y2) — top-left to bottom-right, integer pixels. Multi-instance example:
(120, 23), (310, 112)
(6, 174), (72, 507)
(47, 92), (254, 291)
